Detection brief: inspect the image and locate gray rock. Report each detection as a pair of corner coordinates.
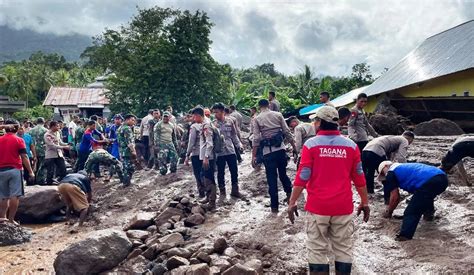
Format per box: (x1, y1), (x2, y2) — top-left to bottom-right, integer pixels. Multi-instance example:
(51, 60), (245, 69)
(159, 232), (185, 246)
(244, 259), (263, 274)
(156, 243), (176, 253)
(260, 245), (272, 256)
(125, 212), (156, 230)
(155, 207), (184, 226)
(222, 264), (257, 275)
(184, 214), (205, 227)
(132, 240), (143, 248)
(171, 263), (210, 275)
(147, 225), (158, 233)
(191, 205), (206, 215)
(142, 244), (158, 260)
(189, 258), (201, 265)
(169, 201), (180, 207)
(211, 257), (231, 273)
(115, 255), (149, 273)
(17, 185), (65, 222)
(54, 229), (131, 275)
(166, 247), (192, 259)
(166, 256), (190, 270)
(0, 223), (32, 246)
(126, 230), (150, 241)
(180, 197), (190, 205)
(151, 263), (167, 275)
(223, 247), (240, 259)
(127, 248), (143, 260)
(196, 252), (211, 263)
(213, 238), (228, 254)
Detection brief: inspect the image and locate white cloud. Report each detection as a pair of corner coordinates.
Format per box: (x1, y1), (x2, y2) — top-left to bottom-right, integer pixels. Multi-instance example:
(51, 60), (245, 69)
(0, 0), (472, 75)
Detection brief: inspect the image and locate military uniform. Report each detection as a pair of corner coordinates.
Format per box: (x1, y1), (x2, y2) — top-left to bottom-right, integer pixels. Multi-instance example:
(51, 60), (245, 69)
(84, 149), (125, 183)
(117, 125), (135, 185)
(348, 106), (378, 152)
(147, 118), (160, 169)
(29, 124), (48, 184)
(154, 121), (178, 175)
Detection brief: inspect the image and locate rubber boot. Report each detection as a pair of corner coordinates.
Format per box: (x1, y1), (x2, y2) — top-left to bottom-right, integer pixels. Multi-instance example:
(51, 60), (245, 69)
(309, 263), (329, 275)
(230, 184), (243, 199)
(335, 261), (352, 275)
(219, 187), (226, 197)
(204, 178), (217, 211)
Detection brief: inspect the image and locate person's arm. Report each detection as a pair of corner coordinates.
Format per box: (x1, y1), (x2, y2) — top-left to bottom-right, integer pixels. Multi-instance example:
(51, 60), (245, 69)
(203, 124), (214, 158)
(280, 114), (296, 150)
(229, 121), (241, 149)
(365, 114), (379, 137)
(294, 127), (303, 154)
(172, 127), (178, 149)
(44, 133), (68, 149)
(351, 146), (370, 221)
(383, 172), (401, 218)
(393, 139), (409, 163)
(126, 128), (137, 156)
(251, 119), (261, 165)
(288, 144), (314, 223)
(154, 123), (160, 150)
(20, 153), (34, 177)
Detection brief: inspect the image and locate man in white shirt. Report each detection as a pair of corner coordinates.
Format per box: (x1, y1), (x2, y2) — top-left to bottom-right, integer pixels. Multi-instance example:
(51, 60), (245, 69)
(140, 109), (154, 161)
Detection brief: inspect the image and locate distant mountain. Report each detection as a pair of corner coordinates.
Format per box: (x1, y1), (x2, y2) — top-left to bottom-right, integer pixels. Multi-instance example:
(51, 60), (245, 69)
(0, 25), (92, 63)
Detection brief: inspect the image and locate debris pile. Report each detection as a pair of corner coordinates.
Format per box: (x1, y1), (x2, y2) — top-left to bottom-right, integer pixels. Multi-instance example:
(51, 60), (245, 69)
(414, 118), (465, 136)
(0, 223), (32, 246)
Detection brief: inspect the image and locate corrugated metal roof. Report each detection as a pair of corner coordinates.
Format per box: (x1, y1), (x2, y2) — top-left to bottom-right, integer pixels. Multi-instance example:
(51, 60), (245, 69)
(43, 87), (109, 107)
(363, 20), (474, 97)
(331, 86), (368, 108)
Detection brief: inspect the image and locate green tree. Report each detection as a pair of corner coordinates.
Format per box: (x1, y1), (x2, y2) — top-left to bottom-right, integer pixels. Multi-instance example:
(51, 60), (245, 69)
(13, 105), (53, 121)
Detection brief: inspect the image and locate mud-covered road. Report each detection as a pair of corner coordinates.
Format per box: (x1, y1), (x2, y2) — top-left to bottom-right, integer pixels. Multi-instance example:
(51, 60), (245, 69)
(1, 136), (473, 274)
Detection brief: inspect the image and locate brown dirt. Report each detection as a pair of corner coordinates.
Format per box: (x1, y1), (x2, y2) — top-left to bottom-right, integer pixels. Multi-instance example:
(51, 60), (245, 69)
(0, 136), (473, 274)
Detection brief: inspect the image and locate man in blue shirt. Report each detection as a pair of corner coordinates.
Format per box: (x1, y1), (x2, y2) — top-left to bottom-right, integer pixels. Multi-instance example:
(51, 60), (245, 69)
(107, 114), (123, 160)
(75, 121), (107, 172)
(378, 161), (448, 241)
(17, 126), (36, 185)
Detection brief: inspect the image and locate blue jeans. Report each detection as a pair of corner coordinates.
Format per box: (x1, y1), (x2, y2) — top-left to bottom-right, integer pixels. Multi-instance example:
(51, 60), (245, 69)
(263, 149), (292, 210)
(400, 174), (448, 239)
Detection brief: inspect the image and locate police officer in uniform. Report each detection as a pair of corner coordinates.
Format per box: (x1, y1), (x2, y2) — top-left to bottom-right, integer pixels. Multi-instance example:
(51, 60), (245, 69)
(252, 99), (296, 213)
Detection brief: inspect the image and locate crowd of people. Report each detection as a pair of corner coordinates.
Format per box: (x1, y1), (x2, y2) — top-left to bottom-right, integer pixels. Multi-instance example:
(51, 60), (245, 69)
(0, 90), (472, 274)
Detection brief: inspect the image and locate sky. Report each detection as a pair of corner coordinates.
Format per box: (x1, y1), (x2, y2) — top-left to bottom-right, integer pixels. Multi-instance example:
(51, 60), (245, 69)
(0, 0), (473, 76)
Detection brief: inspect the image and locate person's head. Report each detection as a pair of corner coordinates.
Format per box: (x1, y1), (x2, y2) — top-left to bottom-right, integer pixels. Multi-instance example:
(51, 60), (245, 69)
(269, 91), (276, 101)
(224, 107), (231, 115)
(17, 126), (25, 136)
(212, 103), (226, 121)
(4, 118), (19, 133)
(402, 131), (415, 145)
(186, 110), (193, 123)
(49, 121), (60, 132)
(113, 114), (123, 125)
(87, 120), (96, 130)
(356, 93), (369, 109)
(320, 92), (330, 103)
(204, 108), (211, 118)
(23, 119), (30, 127)
(98, 117), (104, 124)
(152, 109), (161, 120)
(309, 106), (339, 131)
(166, 106), (173, 113)
(287, 116), (299, 129)
(58, 120), (64, 128)
(36, 117), (45, 125)
(72, 115), (80, 123)
(192, 107), (205, 123)
(337, 107), (351, 126)
(250, 107), (257, 116)
(148, 109), (154, 115)
(229, 105), (236, 112)
(124, 114), (137, 126)
(162, 112), (171, 123)
(377, 161), (394, 182)
(258, 99), (270, 110)
(0, 117), (4, 125)
(90, 115), (98, 122)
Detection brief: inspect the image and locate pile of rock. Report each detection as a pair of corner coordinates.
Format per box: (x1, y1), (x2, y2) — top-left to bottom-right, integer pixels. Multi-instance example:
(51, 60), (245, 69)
(414, 118), (465, 136)
(0, 223), (32, 246)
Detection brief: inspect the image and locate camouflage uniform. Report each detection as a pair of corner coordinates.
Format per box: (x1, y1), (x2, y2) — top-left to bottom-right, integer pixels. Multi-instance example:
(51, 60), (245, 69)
(117, 124), (135, 185)
(29, 124), (48, 184)
(154, 121), (178, 175)
(147, 118), (160, 169)
(84, 149), (124, 183)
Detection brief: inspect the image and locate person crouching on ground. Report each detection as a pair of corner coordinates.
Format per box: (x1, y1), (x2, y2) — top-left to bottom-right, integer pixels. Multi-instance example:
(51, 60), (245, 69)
(378, 161), (448, 241)
(0, 119), (35, 225)
(84, 143), (126, 184)
(287, 106), (370, 275)
(58, 171), (92, 226)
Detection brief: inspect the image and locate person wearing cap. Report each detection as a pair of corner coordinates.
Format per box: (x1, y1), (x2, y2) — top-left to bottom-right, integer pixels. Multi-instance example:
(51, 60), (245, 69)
(440, 136), (474, 186)
(348, 93), (378, 152)
(0, 119), (35, 225)
(29, 117), (48, 184)
(118, 114), (139, 186)
(288, 116), (316, 166)
(107, 114), (123, 160)
(362, 131), (415, 195)
(57, 171), (92, 226)
(378, 161), (448, 241)
(147, 109), (161, 169)
(252, 99), (296, 213)
(154, 111), (179, 175)
(288, 106), (369, 275)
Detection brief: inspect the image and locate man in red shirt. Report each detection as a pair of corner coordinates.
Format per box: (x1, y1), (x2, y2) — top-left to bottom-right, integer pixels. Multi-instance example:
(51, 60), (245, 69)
(287, 106), (370, 275)
(0, 119), (35, 225)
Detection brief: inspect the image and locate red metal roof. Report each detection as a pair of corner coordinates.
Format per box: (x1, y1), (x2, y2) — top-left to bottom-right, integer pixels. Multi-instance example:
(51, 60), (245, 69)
(43, 87), (110, 107)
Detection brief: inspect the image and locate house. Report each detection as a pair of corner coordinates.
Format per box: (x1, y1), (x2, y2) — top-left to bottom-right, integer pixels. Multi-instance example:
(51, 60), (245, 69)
(332, 20), (474, 131)
(43, 75), (111, 122)
(0, 95), (26, 117)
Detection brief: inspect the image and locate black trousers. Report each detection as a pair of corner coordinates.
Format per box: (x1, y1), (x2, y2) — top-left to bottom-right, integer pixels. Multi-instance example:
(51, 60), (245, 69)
(142, 136), (150, 161)
(263, 149), (292, 210)
(216, 154), (238, 191)
(356, 141), (368, 154)
(45, 157), (66, 184)
(191, 156), (204, 195)
(361, 151), (387, 193)
(400, 174), (448, 239)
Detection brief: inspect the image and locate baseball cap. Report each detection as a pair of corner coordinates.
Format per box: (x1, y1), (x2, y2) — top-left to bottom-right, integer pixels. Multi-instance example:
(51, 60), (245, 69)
(163, 111), (171, 117)
(309, 106), (339, 124)
(377, 161), (393, 181)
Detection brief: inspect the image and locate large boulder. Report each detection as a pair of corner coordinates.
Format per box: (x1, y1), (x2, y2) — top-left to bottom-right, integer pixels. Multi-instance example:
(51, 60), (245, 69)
(369, 114), (404, 135)
(0, 223), (32, 246)
(54, 229), (132, 275)
(17, 185), (65, 222)
(414, 118), (464, 136)
(184, 214), (205, 227)
(155, 207), (184, 226)
(125, 212), (156, 230)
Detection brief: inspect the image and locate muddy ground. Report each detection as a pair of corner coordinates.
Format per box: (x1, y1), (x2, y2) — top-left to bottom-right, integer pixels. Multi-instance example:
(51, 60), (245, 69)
(1, 136), (473, 274)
